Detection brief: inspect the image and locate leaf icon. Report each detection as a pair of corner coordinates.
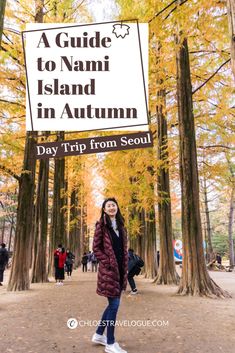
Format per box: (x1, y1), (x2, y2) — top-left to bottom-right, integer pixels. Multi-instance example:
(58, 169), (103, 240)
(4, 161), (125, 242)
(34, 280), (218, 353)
(112, 24), (130, 39)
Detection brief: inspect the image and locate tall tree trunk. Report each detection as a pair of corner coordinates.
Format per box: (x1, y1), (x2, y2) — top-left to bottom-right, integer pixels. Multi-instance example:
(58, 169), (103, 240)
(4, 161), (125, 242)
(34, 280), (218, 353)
(0, 0), (6, 46)
(8, 222), (14, 252)
(1, 218), (5, 243)
(35, 0), (44, 22)
(202, 176), (214, 262)
(7, 132), (37, 291)
(228, 187), (235, 268)
(69, 188), (81, 267)
(82, 199), (88, 251)
(64, 165), (69, 248)
(138, 208), (145, 261)
(154, 88), (179, 285)
(141, 165), (157, 279)
(143, 209), (157, 279)
(29, 204), (36, 268)
(31, 156), (49, 283)
(128, 173), (144, 259)
(49, 132), (66, 272)
(226, 153), (235, 268)
(136, 228), (143, 258)
(176, 33), (229, 297)
(227, 0), (235, 79)
(7, 0), (45, 290)
(128, 207), (142, 257)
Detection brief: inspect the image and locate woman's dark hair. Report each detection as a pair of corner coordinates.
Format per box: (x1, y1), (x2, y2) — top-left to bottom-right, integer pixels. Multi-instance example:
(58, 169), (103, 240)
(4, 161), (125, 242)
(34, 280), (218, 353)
(100, 197), (125, 229)
(61, 247), (65, 253)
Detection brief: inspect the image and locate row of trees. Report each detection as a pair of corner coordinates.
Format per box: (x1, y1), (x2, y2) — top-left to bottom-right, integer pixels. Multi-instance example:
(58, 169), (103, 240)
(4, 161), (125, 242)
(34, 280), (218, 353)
(0, 0), (95, 290)
(0, 0), (234, 297)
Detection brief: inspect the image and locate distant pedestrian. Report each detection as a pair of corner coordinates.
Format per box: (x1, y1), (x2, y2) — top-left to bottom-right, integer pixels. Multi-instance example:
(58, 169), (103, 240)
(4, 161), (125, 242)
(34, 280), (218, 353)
(216, 253), (222, 265)
(57, 247), (66, 285)
(87, 251), (92, 271)
(54, 245), (66, 285)
(82, 252), (88, 272)
(157, 250), (160, 267)
(127, 249), (141, 294)
(91, 252), (98, 272)
(0, 243), (9, 286)
(65, 249), (75, 278)
(216, 253), (222, 269)
(54, 244), (62, 284)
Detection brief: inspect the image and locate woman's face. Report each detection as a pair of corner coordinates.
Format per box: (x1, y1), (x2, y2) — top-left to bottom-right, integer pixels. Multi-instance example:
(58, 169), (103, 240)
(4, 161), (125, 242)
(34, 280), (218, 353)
(103, 200), (118, 218)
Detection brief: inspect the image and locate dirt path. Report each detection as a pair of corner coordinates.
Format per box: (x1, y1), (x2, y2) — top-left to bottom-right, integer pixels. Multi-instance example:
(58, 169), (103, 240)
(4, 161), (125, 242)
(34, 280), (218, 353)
(1, 268), (235, 353)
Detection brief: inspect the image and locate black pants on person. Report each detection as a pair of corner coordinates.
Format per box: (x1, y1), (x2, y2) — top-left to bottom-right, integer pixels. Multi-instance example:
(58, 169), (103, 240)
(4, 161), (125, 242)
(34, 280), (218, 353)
(0, 267), (5, 283)
(82, 263), (87, 272)
(66, 264), (73, 276)
(128, 268), (137, 291)
(92, 262), (97, 272)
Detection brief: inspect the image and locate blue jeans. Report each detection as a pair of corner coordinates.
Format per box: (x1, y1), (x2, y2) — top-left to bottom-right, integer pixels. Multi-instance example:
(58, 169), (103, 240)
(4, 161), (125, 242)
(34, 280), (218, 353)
(96, 296), (121, 344)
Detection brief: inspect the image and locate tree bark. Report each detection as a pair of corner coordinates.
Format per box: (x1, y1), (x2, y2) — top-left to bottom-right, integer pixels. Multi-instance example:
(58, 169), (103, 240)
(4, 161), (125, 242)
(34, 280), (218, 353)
(176, 34), (230, 297)
(1, 218), (5, 244)
(0, 0), (6, 46)
(227, 0), (235, 80)
(7, 132), (37, 291)
(226, 153), (235, 268)
(49, 132), (66, 272)
(202, 176), (214, 263)
(82, 199), (88, 251)
(31, 156), (49, 283)
(8, 222), (14, 252)
(154, 88), (179, 285)
(143, 209), (157, 279)
(228, 187), (235, 267)
(6, 1), (45, 290)
(69, 188), (81, 267)
(35, 0), (44, 22)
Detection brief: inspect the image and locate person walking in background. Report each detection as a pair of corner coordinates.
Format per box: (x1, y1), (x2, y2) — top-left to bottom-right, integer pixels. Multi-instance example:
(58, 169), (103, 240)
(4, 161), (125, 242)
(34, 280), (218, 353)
(91, 251), (98, 272)
(87, 251), (92, 271)
(54, 244), (62, 284)
(127, 249), (140, 295)
(157, 250), (160, 267)
(82, 252), (88, 272)
(0, 243), (9, 286)
(57, 247), (67, 285)
(92, 197), (128, 353)
(216, 253), (222, 265)
(65, 249), (75, 278)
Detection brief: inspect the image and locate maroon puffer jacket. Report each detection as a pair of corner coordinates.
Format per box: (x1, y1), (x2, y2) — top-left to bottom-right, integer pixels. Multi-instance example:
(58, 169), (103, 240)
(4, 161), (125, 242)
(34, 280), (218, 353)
(93, 218), (128, 298)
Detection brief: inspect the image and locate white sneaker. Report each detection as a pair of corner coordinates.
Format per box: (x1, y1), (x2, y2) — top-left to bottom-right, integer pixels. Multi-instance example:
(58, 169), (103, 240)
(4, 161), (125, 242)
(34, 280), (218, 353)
(91, 333), (107, 346)
(105, 342), (127, 353)
(130, 289), (138, 295)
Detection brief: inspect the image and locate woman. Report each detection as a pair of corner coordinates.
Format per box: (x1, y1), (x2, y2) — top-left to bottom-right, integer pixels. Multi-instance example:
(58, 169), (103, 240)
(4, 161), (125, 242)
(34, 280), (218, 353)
(54, 244), (62, 284)
(92, 198), (128, 353)
(65, 249), (75, 278)
(56, 247), (66, 286)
